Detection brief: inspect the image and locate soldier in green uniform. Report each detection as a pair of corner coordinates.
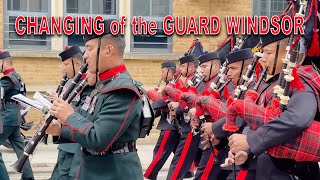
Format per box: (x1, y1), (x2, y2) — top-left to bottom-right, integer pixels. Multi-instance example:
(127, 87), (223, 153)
(46, 19), (144, 180)
(0, 51), (34, 180)
(50, 45), (91, 180)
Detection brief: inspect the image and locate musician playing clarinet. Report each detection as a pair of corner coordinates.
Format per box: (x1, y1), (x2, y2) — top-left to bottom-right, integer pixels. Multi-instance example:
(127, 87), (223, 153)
(225, 25), (320, 179)
(50, 45), (93, 180)
(46, 19), (144, 180)
(0, 51), (34, 180)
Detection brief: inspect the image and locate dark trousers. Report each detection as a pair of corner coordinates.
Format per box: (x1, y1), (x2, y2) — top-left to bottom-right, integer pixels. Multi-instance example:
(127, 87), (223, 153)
(51, 149), (80, 180)
(166, 132), (200, 180)
(0, 126), (34, 179)
(194, 148), (223, 180)
(0, 152), (10, 180)
(144, 130), (180, 180)
(256, 153), (320, 180)
(226, 170), (256, 180)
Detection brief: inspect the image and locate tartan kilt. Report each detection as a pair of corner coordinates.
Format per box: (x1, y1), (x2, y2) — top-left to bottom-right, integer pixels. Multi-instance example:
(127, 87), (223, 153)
(223, 98), (320, 162)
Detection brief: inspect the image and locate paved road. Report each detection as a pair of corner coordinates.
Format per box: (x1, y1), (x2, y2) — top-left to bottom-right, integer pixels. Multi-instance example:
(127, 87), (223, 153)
(1, 144), (193, 180)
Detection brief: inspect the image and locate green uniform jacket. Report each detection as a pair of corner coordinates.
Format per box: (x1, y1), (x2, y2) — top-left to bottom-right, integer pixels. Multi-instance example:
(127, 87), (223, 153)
(0, 69), (24, 126)
(58, 79), (95, 154)
(60, 71), (143, 180)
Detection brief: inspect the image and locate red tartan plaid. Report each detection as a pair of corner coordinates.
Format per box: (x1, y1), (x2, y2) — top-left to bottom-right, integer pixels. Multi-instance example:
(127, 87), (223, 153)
(224, 97), (320, 162)
(161, 86), (183, 102)
(146, 89), (162, 102)
(175, 79), (186, 90)
(180, 92), (199, 108)
(298, 65), (320, 114)
(268, 122), (320, 162)
(196, 96), (227, 122)
(223, 97), (282, 132)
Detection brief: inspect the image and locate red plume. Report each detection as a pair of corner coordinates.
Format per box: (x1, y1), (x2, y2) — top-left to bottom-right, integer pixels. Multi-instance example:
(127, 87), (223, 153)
(290, 67), (305, 91)
(64, 46), (69, 50)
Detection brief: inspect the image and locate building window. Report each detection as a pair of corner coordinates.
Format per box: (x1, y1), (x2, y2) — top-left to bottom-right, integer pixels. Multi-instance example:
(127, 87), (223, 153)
(253, 0), (288, 17)
(64, 0), (118, 47)
(4, 0), (51, 50)
(131, 0), (172, 53)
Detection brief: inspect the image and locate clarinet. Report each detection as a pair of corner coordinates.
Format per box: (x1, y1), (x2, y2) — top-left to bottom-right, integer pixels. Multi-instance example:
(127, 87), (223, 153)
(41, 73), (68, 145)
(56, 74), (68, 97)
(68, 78), (88, 102)
(10, 63), (88, 173)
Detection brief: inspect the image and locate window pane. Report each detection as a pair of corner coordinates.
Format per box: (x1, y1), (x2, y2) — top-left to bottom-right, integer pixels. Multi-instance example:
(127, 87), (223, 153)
(92, 0), (117, 15)
(68, 35), (85, 46)
(7, 16), (48, 47)
(78, 0), (90, 14)
(132, 0), (150, 16)
(66, 0), (90, 14)
(152, 0), (169, 16)
(29, 0), (48, 12)
(66, 0), (77, 13)
(7, 0), (27, 11)
(132, 24), (169, 49)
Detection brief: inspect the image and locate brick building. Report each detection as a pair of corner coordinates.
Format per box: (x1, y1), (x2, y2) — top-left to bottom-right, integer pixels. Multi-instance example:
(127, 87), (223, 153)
(0, 0), (287, 143)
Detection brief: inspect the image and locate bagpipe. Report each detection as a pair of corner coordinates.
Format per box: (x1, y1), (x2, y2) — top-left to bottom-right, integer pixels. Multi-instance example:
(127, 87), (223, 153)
(151, 38), (205, 106)
(10, 63), (88, 173)
(180, 33), (262, 123)
(41, 73), (69, 145)
(178, 34), (239, 108)
(146, 38), (203, 104)
(223, 0), (320, 162)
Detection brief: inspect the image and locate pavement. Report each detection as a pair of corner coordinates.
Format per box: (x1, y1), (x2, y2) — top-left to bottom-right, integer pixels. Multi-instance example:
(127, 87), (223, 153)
(1, 143), (193, 180)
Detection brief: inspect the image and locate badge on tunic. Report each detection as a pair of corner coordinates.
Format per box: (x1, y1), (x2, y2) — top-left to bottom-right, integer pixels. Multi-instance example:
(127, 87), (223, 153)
(73, 94), (80, 103)
(89, 96), (98, 114)
(82, 96), (92, 111)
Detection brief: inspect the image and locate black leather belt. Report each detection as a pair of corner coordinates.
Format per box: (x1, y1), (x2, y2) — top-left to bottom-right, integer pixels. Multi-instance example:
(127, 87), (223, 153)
(3, 100), (19, 105)
(82, 142), (137, 156)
